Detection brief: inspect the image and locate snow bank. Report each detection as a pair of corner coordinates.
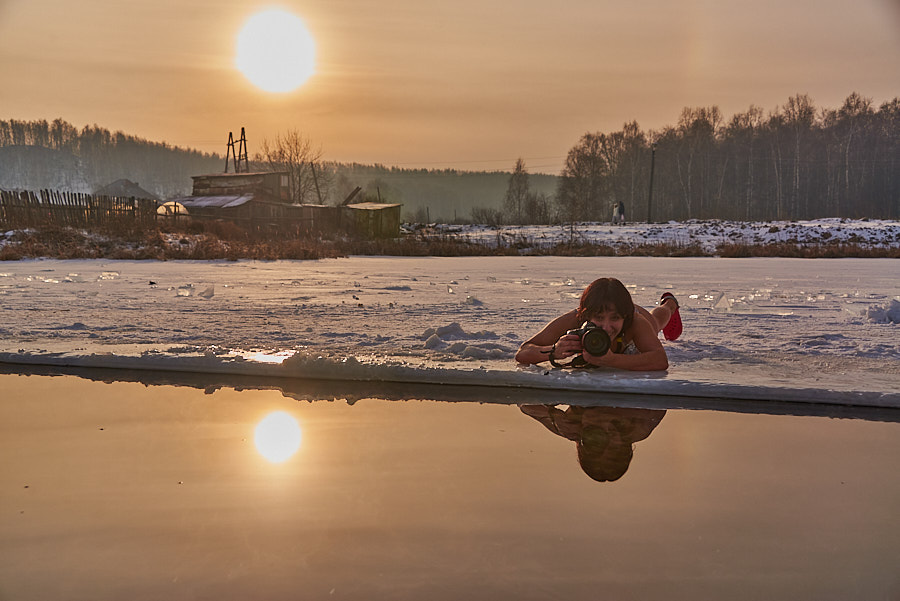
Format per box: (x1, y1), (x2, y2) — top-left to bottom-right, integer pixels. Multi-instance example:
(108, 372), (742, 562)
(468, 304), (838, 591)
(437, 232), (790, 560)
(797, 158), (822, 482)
(421, 322), (509, 359)
(425, 218), (900, 253)
(865, 299), (900, 324)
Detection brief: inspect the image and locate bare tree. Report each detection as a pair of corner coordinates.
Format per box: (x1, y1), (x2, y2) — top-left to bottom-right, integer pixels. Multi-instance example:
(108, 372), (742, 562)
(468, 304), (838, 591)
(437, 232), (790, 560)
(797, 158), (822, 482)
(522, 191), (552, 224)
(557, 133), (612, 228)
(503, 158), (530, 224)
(257, 129), (330, 204)
(782, 94), (816, 217)
(724, 106), (764, 219)
(675, 106), (721, 219)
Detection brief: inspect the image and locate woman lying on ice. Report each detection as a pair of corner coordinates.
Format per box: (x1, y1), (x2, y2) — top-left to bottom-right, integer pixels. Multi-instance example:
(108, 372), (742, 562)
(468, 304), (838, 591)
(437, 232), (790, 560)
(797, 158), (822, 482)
(515, 277), (682, 371)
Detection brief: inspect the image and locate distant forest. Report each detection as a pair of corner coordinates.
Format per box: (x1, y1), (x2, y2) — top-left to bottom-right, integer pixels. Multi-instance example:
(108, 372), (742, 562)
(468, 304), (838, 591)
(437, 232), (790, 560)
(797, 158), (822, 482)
(326, 163), (558, 223)
(1, 92), (897, 223)
(0, 120), (221, 201)
(0, 118), (555, 222)
(558, 93), (899, 222)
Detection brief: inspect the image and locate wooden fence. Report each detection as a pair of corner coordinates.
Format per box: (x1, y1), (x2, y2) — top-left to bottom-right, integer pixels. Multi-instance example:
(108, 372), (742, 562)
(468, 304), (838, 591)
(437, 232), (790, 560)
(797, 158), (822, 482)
(0, 189), (157, 229)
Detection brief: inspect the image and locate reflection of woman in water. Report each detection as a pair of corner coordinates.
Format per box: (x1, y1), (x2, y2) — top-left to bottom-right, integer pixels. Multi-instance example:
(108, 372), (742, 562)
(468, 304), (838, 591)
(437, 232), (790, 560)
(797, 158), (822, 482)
(521, 405), (665, 482)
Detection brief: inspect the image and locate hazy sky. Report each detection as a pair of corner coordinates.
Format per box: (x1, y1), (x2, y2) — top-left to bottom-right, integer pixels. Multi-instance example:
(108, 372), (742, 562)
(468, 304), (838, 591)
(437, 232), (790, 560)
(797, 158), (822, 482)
(1, 0), (898, 173)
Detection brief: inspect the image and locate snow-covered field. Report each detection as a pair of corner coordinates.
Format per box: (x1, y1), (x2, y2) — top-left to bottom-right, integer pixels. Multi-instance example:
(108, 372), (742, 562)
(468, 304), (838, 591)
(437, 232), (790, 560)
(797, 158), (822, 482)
(422, 218), (900, 253)
(1, 253), (898, 406)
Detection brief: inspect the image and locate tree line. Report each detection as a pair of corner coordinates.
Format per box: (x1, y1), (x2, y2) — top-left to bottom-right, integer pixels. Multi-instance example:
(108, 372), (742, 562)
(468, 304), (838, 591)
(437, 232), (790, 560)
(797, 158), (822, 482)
(0, 118), (223, 199)
(552, 93), (899, 222)
(3, 93), (898, 225)
(0, 119), (558, 222)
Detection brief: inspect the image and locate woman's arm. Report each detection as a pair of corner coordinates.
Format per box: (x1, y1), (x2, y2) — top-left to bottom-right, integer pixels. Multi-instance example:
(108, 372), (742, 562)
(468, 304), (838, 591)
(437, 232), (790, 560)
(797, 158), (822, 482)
(520, 405), (582, 441)
(583, 313), (669, 371)
(515, 310), (580, 365)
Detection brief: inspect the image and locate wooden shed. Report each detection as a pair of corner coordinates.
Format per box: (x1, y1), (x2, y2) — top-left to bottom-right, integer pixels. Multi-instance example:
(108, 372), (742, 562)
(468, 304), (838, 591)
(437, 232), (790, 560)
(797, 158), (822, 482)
(165, 193), (304, 231)
(190, 171), (290, 202)
(94, 179), (160, 201)
(295, 203), (401, 238)
(165, 170), (401, 238)
(341, 202), (402, 238)
(164, 170), (301, 232)
(299, 204), (341, 235)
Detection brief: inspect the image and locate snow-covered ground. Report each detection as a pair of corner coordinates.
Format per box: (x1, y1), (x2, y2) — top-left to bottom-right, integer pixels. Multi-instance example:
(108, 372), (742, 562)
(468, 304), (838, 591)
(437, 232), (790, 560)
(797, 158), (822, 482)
(1, 254), (898, 406)
(2, 218), (899, 257)
(420, 218), (900, 253)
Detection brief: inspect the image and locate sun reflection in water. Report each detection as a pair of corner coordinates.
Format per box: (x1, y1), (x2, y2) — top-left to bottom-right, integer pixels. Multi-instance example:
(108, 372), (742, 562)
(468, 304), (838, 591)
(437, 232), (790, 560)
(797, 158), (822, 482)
(254, 411), (302, 463)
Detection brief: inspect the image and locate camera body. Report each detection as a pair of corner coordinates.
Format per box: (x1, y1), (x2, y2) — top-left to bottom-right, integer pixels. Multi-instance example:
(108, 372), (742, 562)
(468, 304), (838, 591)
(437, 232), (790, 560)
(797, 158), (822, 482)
(566, 321), (611, 356)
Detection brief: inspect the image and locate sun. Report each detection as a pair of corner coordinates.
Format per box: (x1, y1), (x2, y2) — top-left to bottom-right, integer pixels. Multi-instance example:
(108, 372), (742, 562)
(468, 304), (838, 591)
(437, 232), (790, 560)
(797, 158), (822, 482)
(235, 9), (316, 93)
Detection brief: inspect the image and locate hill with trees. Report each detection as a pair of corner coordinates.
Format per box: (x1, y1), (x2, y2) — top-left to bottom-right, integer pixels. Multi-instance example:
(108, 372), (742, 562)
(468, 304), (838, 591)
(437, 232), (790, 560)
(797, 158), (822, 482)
(326, 162), (558, 223)
(0, 119), (555, 223)
(0, 119), (222, 200)
(2, 92), (897, 223)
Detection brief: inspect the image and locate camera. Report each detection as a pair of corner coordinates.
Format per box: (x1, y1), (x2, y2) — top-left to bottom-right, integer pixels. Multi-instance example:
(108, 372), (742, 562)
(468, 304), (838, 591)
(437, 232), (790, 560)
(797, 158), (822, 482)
(566, 321), (611, 356)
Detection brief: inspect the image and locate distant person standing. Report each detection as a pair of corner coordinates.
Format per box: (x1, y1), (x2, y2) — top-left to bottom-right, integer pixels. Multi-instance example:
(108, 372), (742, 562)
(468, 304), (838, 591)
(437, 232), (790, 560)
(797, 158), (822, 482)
(616, 201), (626, 225)
(611, 201), (625, 225)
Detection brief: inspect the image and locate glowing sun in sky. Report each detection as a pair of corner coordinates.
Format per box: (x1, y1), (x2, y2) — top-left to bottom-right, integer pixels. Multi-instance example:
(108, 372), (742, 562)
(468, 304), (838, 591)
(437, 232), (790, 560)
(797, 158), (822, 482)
(235, 9), (316, 93)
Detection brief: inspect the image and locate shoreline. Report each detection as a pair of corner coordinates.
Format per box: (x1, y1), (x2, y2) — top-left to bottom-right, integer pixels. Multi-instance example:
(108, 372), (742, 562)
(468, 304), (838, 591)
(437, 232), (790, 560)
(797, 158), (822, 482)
(2, 218), (899, 260)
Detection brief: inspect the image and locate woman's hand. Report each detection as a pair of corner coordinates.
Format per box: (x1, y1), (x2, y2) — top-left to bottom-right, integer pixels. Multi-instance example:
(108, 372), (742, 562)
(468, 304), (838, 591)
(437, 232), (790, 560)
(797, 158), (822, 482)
(514, 309), (581, 365)
(582, 346), (615, 366)
(582, 313), (669, 371)
(551, 333), (583, 361)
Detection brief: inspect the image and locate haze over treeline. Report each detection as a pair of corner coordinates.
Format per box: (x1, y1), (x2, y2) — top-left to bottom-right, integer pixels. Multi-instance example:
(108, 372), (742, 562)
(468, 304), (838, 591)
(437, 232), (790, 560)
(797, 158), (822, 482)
(1, 92), (897, 222)
(0, 119), (557, 222)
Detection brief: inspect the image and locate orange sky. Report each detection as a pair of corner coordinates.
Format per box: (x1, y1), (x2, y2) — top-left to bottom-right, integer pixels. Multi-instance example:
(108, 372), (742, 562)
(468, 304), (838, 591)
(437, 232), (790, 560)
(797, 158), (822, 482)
(1, 0), (898, 173)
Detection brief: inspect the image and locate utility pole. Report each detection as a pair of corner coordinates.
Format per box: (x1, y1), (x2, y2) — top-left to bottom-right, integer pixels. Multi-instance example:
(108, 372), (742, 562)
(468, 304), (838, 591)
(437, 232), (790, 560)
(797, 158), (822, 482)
(224, 128), (250, 173)
(224, 132), (235, 173)
(236, 127), (249, 173)
(647, 142), (657, 223)
(310, 162), (323, 204)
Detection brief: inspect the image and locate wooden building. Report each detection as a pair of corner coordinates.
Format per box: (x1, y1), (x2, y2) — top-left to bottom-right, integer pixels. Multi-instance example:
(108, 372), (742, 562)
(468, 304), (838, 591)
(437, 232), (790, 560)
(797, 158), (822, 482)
(94, 179), (160, 201)
(189, 172), (290, 201)
(169, 194), (304, 229)
(166, 170), (401, 238)
(167, 171), (298, 231)
(341, 202), (402, 239)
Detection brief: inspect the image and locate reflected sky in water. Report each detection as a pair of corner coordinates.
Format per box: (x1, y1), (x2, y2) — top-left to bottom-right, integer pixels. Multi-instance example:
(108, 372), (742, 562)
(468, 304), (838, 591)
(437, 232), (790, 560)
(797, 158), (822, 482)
(1, 373), (899, 600)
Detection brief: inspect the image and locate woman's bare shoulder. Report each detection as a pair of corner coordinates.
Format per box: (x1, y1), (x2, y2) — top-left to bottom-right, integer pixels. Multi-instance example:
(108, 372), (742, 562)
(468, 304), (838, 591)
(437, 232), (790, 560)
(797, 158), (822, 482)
(524, 309), (580, 345)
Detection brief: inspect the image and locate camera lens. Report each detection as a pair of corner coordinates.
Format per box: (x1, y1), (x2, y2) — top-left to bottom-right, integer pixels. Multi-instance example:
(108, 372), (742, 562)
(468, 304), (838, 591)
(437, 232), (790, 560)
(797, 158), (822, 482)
(581, 328), (611, 356)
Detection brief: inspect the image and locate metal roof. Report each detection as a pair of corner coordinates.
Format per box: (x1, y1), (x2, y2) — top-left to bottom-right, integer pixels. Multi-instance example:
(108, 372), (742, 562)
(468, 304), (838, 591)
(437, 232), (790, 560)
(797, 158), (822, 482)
(167, 195), (255, 209)
(94, 178), (160, 201)
(345, 202), (403, 210)
(191, 171), (288, 179)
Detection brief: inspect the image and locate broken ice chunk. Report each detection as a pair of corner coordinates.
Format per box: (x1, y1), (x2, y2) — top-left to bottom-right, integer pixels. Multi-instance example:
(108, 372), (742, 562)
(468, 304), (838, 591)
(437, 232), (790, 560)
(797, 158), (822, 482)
(713, 292), (732, 312)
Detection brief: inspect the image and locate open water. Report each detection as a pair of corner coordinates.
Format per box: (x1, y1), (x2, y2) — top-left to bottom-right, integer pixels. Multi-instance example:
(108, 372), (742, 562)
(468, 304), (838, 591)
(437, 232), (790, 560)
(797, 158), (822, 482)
(2, 372), (899, 600)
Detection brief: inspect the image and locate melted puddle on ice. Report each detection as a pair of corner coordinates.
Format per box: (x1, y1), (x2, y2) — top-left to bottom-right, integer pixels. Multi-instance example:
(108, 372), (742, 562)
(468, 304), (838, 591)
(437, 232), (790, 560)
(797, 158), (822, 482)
(2, 372), (899, 600)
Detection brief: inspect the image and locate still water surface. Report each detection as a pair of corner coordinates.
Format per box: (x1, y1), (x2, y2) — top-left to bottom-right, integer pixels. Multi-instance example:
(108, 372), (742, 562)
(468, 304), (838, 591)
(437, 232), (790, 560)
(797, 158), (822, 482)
(1, 373), (899, 600)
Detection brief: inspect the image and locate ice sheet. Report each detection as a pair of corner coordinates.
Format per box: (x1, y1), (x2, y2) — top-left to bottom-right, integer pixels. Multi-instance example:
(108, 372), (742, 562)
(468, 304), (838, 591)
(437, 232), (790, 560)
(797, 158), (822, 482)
(1, 256), (897, 406)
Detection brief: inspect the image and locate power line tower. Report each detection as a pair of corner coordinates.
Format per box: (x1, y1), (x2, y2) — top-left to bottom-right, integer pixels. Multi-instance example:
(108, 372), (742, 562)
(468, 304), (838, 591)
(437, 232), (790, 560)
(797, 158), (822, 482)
(224, 127), (249, 173)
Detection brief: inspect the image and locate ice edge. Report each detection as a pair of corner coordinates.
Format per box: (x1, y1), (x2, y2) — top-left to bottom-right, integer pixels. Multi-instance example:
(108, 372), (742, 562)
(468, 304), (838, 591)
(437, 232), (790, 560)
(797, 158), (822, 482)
(1, 350), (897, 409)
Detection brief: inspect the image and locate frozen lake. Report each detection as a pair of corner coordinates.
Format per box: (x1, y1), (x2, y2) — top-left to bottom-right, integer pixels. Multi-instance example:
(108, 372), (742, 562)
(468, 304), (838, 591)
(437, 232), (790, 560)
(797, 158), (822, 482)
(2, 373), (899, 600)
(0, 256), (897, 402)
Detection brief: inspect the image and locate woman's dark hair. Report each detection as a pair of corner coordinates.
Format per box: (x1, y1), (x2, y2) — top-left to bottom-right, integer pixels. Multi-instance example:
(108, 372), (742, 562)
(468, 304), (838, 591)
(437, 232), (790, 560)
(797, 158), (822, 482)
(576, 431), (633, 482)
(576, 277), (634, 334)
